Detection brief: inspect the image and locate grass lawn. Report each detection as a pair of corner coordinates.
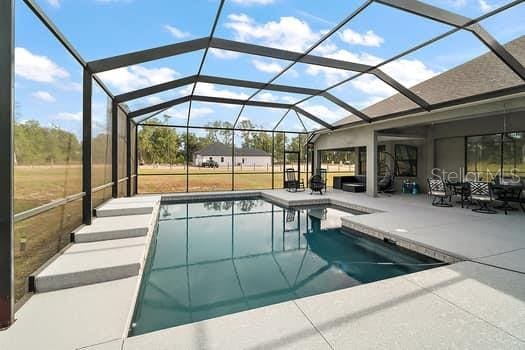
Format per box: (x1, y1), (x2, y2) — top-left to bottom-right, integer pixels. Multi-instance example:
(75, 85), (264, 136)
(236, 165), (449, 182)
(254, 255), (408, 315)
(13, 164), (111, 301)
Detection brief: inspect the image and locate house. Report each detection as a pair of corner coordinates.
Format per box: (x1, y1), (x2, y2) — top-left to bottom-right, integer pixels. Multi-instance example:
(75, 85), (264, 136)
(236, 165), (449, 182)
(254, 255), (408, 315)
(313, 35), (525, 196)
(193, 142), (272, 167)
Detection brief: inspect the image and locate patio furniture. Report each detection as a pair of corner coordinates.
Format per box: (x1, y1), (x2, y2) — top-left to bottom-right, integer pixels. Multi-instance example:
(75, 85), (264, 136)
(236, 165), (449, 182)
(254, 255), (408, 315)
(378, 173), (395, 194)
(334, 176), (366, 192)
(342, 183), (366, 192)
(285, 168), (304, 192)
(469, 181), (497, 214)
(446, 180), (470, 208)
(310, 175), (324, 195)
(492, 182), (524, 215)
(427, 178), (452, 207)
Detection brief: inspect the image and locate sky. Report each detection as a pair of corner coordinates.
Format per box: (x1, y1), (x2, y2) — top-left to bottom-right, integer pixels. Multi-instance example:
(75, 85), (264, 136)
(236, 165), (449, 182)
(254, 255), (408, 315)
(14, 0), (525, 138)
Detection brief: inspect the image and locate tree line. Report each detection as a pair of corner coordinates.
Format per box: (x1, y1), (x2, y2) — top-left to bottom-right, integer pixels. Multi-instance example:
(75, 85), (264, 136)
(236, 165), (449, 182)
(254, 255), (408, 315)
(12, 116), (307, 166)
(138, 117), (306, 165)
(14, 120), (110, 166)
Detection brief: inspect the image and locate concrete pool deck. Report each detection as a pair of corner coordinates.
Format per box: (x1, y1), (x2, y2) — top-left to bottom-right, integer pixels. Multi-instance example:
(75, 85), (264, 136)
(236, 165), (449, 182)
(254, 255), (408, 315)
(1, 190), (524, 349)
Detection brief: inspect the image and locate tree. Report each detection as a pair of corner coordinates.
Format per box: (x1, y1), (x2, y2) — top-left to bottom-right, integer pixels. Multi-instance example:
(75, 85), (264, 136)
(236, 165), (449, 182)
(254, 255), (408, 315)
(203, 121), (233, 145)
(14, 121), (82, 165)
(138, 117), (182, 165)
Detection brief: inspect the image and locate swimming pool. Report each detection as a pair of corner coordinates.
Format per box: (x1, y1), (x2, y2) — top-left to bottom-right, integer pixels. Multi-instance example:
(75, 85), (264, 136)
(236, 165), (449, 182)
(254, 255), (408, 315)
(130, 198), (441, 336)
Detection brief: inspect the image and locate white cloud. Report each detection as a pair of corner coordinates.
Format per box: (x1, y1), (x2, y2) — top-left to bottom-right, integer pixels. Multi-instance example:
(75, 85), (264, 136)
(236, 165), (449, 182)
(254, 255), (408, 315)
(47, 0), (60, 8)
(15, 47), (69, 83)
(146, 96), (164, 105)
(252, 59), (283, 74)
(190, 107), (214, 118)
(351, 75), (398, 98)
(209, 48), (241, 60)
(382, 59), (440, 88)
(305, 46), (378, 85)
(53, 112), (82, 121)
(164, 25), (190, 39)
(98, 65), (178, 92)
(224, 13), (320, 52)
(32, 91), (56, 102)
(254, 92), (276, 102)
(192, 83), (250, 100)
(231, 0), (275, 5)
(478, 0), (495, 12)
(299, 103), (348, 122)
(339, 29), (384, 47)
(309, 40), (439, 95)
(165, 105), (190, 119)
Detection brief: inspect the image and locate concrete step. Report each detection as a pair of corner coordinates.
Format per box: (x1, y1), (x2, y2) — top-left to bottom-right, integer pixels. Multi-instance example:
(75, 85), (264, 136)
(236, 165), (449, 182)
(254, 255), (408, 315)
(33, 237), (147, 293)
(74, 214), (152, 243)
(95, 196), (160, 217)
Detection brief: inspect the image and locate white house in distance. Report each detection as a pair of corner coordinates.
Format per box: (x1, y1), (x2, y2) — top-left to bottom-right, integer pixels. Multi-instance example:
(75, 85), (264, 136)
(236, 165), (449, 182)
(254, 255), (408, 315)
(193, 142), (271, 168)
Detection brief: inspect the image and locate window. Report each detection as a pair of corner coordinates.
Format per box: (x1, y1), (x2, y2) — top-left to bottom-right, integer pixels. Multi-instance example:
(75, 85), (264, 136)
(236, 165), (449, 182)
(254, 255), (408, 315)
(319, 149), (357, 187)
(466, 132), (525, 180)
(395, 145), (418, 177)
(221, 157), (224, 163)
(503, 132), (525, 178)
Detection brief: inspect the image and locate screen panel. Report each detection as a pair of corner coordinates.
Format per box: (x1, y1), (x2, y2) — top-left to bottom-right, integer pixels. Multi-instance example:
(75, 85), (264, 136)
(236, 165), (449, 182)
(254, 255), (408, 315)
(33, 0), (219, 60)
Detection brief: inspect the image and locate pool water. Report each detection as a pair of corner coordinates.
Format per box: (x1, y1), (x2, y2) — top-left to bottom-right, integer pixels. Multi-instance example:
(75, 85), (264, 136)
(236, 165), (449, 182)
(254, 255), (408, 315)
(130, 198), (440, 336)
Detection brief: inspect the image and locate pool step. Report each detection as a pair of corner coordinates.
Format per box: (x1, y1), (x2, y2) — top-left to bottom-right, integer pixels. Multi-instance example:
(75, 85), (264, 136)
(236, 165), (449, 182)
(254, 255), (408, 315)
(74, 214), (152, 243)
(95, 196), (161, 217)
(32, 237), (147, 293)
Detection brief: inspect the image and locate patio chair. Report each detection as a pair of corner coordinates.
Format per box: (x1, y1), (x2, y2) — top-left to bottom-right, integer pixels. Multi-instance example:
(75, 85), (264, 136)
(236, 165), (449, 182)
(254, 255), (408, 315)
(310, 175), (324, 195)
(469, 181), (497, 214)
(285, 168), (304, 192)
(427, 178), (452, 207)
(378, 173), (395, 194)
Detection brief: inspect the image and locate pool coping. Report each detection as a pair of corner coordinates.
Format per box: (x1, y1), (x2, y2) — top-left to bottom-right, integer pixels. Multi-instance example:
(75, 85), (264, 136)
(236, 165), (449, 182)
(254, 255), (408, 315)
(121, 201), (161, 340)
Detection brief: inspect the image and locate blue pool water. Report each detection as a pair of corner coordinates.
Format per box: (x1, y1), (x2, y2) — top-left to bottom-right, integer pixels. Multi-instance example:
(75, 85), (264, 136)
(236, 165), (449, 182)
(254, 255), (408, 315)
(130, 198), (440, 336)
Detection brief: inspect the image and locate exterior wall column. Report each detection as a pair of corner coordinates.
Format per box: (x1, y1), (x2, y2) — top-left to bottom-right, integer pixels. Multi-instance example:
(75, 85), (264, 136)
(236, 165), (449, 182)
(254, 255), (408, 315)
(425, 126), (435, 189)
(366, 130), (378, 197)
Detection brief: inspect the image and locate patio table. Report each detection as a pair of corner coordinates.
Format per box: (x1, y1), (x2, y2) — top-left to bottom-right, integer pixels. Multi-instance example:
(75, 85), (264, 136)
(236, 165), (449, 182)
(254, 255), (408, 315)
(446, 181), (469, 208)
(492, 182), (524, 215)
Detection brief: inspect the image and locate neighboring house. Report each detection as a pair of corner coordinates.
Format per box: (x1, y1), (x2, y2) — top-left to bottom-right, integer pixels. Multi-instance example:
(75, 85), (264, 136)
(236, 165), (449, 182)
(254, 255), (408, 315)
(193, 142), (271, 167)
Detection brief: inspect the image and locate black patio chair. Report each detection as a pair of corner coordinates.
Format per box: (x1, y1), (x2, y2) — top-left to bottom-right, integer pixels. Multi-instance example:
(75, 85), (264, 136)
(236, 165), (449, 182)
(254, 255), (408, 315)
(310, 175), (324, 195)
(378, 173), (395, 194)
(427, 178), (452, 207)
(469, 181), (497, 214)
(285, 168), (304, 192)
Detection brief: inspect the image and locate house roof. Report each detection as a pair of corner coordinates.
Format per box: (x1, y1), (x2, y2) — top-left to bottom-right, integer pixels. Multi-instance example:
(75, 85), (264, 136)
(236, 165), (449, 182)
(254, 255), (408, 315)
(195, 142), (270, 157)
(334, 35), (525, 126)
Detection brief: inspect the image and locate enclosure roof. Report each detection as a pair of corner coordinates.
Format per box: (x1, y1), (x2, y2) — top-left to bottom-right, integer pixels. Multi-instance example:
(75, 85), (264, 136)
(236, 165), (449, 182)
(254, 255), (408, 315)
(196, 142), (270, 157)
(22, 0), (525, 132)
(335, 35), (525, 126)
